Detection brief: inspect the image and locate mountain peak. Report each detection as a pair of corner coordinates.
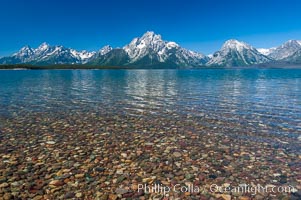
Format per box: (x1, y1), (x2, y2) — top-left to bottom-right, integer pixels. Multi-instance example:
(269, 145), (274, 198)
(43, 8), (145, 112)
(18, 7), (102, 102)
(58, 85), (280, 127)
(207, 39), (270, 67)
(282, 39), (301, 47)
(99, 45), (112, 55)
(166, 41), (179, 49)
(100, 45), (112, 50)
(13, 45), (34, 57)
(39, 42), (50, 46)
(123, 31), (165, 60)
(140, 31), (162, 41)
(222, 39), (251, 50)
(267, 39), (301, 60)
(144, 31), (155, 35)
(122, 31), (208, 66)
(37, 42), (50, 51)
(142, 31), (156, 37)
(21, 45), (32, 50)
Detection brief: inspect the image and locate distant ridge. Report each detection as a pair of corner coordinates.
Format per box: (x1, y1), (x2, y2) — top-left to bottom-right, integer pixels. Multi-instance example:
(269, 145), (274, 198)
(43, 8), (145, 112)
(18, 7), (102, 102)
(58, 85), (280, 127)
(1, 31), (301, 68)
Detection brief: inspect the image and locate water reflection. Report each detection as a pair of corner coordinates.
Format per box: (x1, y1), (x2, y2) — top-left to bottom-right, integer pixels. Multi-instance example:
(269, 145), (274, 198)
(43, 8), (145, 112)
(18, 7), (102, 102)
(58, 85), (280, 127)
(124, 70), (178, 113)
(70, 70), (98, 104)
(0, 69), (300, 136)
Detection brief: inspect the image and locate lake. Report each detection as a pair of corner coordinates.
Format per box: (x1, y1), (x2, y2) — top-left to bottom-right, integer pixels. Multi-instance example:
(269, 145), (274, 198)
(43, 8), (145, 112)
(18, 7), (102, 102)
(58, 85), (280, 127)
(1, 69), (300, 137)
(0, 69), (300, 198)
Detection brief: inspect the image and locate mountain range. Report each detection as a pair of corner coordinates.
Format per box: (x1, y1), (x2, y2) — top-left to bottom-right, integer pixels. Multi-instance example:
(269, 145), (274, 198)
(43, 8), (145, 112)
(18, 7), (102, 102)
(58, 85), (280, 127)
(1, 31), (301, 68)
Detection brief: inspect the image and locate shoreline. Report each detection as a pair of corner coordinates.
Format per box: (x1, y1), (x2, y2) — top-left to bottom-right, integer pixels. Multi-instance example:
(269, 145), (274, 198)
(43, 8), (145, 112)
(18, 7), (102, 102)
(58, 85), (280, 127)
(1, 64), (301, 70)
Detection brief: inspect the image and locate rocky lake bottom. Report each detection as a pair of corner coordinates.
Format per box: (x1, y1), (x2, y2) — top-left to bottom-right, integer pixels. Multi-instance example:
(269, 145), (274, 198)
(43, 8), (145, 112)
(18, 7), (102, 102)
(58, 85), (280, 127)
(0, 109), (300, 200)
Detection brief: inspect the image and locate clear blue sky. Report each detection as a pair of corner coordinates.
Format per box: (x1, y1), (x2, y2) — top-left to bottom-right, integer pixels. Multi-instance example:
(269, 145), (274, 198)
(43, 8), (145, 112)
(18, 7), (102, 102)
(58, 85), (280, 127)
(1, 0), (301, 56)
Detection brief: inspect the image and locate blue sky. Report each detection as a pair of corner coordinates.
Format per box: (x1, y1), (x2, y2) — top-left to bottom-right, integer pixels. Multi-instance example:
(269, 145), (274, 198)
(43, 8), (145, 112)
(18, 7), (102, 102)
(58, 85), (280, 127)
(0, 0), (301, 56)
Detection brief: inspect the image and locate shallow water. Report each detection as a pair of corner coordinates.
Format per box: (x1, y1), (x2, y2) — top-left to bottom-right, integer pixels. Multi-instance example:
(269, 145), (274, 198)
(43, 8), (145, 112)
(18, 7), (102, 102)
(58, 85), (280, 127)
(0, 69), (301, 198)
(1, 69), (300, 137)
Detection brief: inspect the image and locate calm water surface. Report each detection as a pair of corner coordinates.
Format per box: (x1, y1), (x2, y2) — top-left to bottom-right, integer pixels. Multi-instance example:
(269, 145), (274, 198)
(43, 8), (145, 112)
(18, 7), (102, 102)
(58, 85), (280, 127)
(0, 69), (300, 141)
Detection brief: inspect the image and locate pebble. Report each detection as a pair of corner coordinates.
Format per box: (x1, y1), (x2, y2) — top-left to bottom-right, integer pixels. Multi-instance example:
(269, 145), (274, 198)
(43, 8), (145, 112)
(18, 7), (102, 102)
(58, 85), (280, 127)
(99, 194), (109, 200)
(3, 193), (12, 200)
(49, 180), (64, 187)
(64, 192), (75, 199)
(75, 174), (85, 178)
(33, 196), (43, 200)
(0, 182), (9, 188)
(115, 188), (128, 195)
(109, 194), (118, 200)
(152, 194), (164, 200)
(116, 175), (126, 183)
(0, 110), (299, 199)
(76, 192), (83, 198)
(239, 197), (250, 200)
(173, 152), (182, 157)
(131, 184), (138, 190)
(94, 167), (105, 172)
(215, 194), (231, 200)
(185, 174), (194, 180)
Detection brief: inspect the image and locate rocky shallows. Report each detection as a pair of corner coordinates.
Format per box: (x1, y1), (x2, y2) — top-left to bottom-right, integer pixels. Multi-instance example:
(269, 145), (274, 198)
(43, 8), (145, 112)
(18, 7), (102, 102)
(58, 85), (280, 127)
(0, 111), (300, 199)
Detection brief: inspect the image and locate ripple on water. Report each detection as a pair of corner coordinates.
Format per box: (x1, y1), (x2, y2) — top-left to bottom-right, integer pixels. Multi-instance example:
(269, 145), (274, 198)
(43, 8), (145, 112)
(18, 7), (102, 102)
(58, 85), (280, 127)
(0, 69), (300, 142)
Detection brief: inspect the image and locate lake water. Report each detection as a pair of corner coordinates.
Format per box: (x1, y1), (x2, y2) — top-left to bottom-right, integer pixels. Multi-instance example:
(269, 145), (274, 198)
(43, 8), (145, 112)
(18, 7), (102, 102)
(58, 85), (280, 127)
(1, 69), (301, 138)
(0, 69), (301, 198)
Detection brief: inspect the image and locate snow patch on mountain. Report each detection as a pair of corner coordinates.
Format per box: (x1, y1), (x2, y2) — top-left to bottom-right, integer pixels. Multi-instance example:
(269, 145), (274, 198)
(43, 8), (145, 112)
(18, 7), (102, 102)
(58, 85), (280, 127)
(257, 47), (276, 56)
(222, 39), (251, 51)
(98, 45), (112, 55)
(71, 49), (96, 63)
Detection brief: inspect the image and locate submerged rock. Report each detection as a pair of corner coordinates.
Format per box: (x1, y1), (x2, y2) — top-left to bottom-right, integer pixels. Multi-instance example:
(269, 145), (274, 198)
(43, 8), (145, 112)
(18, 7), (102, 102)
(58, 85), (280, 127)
(173, 152), (182, 157)
(0, 109), (299, 199)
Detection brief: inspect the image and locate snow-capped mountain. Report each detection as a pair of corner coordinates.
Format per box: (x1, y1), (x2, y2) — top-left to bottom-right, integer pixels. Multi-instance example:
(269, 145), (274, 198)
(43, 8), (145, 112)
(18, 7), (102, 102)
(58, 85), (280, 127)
(0, 45), (35, 64)
(30, 43), (80, 65)
(262, 40), (301, 60)
(14, 46), (34, 61)
(122, 31), (208, 67)
(70, 50), (96, 63)
(124, 31), (165, 62)
(207, 39), (271, 67)
(89, 45), (112, 60)
(2, 32), (301, 67)
(0, 43), (97, 65)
